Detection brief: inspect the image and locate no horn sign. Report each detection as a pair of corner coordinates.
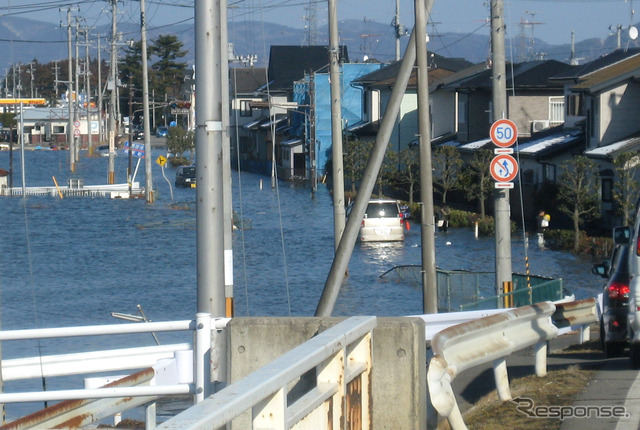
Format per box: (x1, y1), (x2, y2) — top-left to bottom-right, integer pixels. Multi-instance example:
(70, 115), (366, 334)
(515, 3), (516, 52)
(490, 154), (518, 182)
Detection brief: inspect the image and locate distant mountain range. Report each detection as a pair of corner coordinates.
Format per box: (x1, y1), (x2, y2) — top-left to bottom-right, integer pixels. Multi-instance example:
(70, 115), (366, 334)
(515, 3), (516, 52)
(1, 15), (639, 73)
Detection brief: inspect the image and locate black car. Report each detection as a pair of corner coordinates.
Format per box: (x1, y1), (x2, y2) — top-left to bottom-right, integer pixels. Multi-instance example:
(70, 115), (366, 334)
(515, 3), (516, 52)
(592, 244), (630, 357)
(175, 165), (196, 188)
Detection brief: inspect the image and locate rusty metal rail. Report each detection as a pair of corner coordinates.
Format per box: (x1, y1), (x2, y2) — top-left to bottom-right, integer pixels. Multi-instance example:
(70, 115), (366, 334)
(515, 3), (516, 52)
(552, 297), (599, 343)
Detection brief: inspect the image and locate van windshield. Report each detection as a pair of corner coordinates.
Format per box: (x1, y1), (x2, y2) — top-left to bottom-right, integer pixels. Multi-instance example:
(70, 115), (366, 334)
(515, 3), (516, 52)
(365, 202), (398, 218)
(181, 167), (196, 177)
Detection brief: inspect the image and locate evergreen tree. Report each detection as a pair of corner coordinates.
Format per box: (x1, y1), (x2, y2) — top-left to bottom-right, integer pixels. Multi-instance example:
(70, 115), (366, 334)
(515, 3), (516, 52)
(150, 35), (188, 100)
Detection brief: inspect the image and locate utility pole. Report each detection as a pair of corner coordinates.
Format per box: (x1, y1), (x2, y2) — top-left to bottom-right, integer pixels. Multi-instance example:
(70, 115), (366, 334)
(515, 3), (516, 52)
(415, 0), (438, 314)
(28, 63), (34, 98)
(97, 35), (104, 145)
(108, 0), (118, 184)
(74, 18), (81, 163)
(328, 0), (346, 253)
(140, 0), (154, 202)
(62, 7), (76, 172)
(491, 0), (513, 297)
(53, 61), (60, 100)
(392, 0), (405, 61)
(84, 27), (93, 154)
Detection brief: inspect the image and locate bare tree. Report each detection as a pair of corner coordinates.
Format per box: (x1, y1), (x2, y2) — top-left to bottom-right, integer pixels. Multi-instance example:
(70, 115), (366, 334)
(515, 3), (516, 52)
(459, 148), (493, 218)
(613, 152), (640, 226)
(557, 156), (601, 252)
(397, 145), (420, 205)
(433, 144), (463, 204)
(343, 137), (373, 196)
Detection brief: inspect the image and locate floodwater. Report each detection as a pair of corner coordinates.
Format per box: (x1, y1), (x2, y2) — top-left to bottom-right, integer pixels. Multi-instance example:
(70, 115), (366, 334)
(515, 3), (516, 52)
(0, 149), (601, 421)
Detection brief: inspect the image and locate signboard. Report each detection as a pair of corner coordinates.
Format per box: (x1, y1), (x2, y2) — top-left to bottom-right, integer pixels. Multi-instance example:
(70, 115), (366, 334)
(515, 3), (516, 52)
(490, 119), (518, 148)
(74, 121), (81, 128)
(156, 155), (167, 167)
(122, 141), (145, 158)
(490, 154), (518, 183)
(0, 98), (46, 106)
(73, 129), (80, 136)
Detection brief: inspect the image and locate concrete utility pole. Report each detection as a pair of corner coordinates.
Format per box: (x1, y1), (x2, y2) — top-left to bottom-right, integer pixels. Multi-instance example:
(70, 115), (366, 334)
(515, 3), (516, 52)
(84, 28), (93, 154)
(97, 35), (104, 145)
(63, 7), (76, 172)
(328, 0), (346, 253)
(74, 18), (81, 163)
(415, 0), (438, 314)
(108, 0), (118, 184)
(491, 0), (513, 296)
(140, 0), (154, 202)
(392, 0), (405, 61)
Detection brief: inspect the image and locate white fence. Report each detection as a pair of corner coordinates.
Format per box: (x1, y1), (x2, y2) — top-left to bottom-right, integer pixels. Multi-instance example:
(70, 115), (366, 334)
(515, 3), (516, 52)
(156, 316), (377, 430)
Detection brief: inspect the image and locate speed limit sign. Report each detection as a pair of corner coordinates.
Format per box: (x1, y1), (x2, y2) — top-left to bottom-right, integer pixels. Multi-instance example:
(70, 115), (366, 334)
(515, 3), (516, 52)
(490, 119), (518, 148)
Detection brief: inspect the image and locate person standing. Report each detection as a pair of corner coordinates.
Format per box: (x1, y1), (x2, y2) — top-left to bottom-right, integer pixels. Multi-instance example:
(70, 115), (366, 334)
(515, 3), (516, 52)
(536, 210), (548, 247)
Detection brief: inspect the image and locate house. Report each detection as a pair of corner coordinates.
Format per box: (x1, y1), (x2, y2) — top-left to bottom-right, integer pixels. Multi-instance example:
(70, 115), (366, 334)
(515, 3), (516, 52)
(14, 106), (102, 148)
(235, 45), (349, 179)
(351, 54), (474, 152)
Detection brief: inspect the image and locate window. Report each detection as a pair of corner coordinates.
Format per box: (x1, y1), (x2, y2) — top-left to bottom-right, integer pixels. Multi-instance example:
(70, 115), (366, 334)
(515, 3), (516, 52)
(549, 97), (564, 124)
(601, 177), (613, 203)
(239, 100), (252, 117)
(522, 169), (534, 185)
(53, 126), (65, 134)
(566, 94), (585, 116)
(542, 163), (556, 183)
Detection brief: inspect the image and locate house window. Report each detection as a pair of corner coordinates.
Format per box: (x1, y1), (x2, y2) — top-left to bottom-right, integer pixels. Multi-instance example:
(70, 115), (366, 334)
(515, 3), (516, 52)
(458, 96), (467, 124)
(522, 169), (534, 185)
(542, 163), (556, 183)
(601, 177), (613, 203)
(240, 100), (252, 117)
(549, 97), (564, 124)
(566, 94), (584, 116)
(53, 125), (65, 134)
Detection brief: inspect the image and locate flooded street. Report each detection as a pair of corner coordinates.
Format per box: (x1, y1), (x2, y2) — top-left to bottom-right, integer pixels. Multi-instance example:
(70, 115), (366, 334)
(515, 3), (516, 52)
(0, 149), (601, 420)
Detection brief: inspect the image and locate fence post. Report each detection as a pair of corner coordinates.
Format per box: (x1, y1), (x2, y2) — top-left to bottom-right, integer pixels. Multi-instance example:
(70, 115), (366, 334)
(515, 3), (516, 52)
(195, 313), (212, 403)
(534, 341), (548, 377)
(493, 358), (511, 401)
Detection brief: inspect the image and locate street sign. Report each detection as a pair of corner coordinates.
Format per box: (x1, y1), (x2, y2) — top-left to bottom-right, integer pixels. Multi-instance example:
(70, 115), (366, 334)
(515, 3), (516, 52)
(490, 119), (518, 148)
(73, 129), (80, 136)
(156, 155), (167, 167)
(74, 121), (81, 128)
(122, 141), (145, 158)
(490, 154), (518, 183)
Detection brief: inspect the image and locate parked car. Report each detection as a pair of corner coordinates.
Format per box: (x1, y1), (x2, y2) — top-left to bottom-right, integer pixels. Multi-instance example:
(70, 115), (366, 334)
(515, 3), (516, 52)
(353, 199), (407, 242)
(95, 144), (112, 157)
(156, 126), (169, 137)
(175, 165), (196, 188)
(592, 243), (630, 357)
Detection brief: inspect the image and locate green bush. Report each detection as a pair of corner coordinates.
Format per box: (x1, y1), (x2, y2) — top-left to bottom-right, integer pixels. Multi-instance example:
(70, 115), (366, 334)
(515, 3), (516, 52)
(544, 229), (612, 259)
(169, 156), (190, 167)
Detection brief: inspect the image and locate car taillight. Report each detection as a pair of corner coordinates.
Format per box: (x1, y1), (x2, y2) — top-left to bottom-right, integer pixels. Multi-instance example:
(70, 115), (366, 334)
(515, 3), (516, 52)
(609, 281), (630, 300)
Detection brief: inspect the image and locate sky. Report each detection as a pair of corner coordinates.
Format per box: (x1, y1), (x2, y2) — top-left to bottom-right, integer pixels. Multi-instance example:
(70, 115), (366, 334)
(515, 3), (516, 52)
(0, 0), (636, 47)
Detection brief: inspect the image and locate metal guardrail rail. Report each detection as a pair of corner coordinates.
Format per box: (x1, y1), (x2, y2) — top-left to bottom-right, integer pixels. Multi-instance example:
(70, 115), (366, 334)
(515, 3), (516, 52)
(426, 299), (599, 430)
(156, 316), (377, 430)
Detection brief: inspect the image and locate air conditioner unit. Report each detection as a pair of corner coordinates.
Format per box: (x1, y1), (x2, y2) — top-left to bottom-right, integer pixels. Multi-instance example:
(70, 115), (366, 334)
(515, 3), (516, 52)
(531, 120), (549, 133)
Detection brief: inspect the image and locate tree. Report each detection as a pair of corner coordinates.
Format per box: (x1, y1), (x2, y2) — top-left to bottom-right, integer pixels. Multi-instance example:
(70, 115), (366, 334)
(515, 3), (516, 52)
(459, 148), (493, 218)
(166, 126), (195, 164)
(433, 145), (463, 204)
(376, 147), (398, 198)
(150, 35), (188, 100)
(557, 156), (601, 252)
(343, 137), (373, 195)
(613, 151), (640, 226)
(397, 145), (420, 205)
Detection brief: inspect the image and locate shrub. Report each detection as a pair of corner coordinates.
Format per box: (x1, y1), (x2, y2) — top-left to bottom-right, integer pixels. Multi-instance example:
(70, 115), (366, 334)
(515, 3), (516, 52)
(545, 229), (612, 259)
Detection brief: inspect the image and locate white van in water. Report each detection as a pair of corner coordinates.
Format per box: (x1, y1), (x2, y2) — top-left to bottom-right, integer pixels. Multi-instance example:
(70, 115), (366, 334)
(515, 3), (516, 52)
(357, 199), (406, 242)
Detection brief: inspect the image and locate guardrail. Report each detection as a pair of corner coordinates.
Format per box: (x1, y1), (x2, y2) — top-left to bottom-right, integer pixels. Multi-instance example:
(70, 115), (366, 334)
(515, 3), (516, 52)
(156, 316), (377, 430)
(0, 314), (228, 429)
(427, 299), (599, 430)
(427, 302), (559, 430)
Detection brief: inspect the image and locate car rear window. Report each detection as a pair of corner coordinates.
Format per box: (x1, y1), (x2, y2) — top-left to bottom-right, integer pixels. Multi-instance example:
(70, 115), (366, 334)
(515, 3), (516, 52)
(365, 202), (399, 218)
(182, 167), (196, 177)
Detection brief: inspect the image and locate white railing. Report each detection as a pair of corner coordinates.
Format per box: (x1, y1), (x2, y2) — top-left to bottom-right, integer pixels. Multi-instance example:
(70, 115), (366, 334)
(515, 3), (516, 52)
(156, 316), (377, 430)
(427, 299), (598, 430)
(0, 314), (229, 429)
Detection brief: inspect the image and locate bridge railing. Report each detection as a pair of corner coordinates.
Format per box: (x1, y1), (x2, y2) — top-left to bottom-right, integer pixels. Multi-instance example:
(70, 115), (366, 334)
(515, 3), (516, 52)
(156, 316), (377, 430)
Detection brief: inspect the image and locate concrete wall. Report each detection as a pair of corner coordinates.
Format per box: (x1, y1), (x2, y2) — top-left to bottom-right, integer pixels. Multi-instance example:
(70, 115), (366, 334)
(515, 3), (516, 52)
(227, 316), (427, 430)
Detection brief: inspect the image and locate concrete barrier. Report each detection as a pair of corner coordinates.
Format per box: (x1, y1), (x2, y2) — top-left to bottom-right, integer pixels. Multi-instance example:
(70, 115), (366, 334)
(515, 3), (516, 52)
(226, 317), (427, 430)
